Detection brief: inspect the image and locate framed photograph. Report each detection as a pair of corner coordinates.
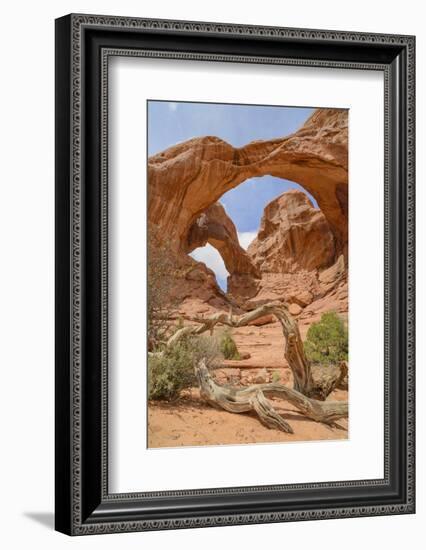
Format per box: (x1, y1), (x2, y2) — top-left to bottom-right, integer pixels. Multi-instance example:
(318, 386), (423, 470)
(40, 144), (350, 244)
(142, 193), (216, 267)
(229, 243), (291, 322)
(55, 14), (415, 535)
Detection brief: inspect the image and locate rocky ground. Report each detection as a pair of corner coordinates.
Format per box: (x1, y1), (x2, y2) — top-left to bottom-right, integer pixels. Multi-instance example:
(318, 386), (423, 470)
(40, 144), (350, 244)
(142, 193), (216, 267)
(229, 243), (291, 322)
(148, 316), (348, 448)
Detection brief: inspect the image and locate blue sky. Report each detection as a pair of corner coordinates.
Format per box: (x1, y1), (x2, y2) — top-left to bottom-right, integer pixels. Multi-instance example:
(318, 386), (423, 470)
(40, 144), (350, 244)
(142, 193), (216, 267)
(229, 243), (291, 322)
(148, 100), (315, 290)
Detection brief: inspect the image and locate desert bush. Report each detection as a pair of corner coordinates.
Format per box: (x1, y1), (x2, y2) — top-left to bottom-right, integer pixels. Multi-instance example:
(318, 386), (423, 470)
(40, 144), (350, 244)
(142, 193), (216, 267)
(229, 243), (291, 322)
(148, 335), (222, 401)
(271, 370), (281, 383)
(304, 311), (348, 366)
(147, 227), (179, 350)
(219, 329), (240, 360)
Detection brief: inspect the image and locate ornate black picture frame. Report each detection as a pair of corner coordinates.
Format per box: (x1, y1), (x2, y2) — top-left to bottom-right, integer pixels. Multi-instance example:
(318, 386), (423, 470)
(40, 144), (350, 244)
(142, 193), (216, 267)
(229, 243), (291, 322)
(55, 13), (415, 535)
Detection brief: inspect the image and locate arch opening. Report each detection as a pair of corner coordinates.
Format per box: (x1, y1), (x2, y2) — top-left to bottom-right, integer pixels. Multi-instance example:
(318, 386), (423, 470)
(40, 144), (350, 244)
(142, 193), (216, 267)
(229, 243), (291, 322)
(190, 244), (229, 292)
(185, 175), (332, 296)
(220, 174), (318, 231)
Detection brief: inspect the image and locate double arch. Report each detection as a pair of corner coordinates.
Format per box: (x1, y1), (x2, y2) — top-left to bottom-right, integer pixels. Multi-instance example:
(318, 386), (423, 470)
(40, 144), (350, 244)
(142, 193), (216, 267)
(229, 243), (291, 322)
(148, 108), (348, 290)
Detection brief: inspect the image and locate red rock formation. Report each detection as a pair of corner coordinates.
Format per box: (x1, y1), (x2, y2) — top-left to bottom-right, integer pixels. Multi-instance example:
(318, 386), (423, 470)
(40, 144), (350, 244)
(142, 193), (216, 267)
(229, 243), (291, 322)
(185, 202), (261, 300)
(248, 189), (335, 274)
(148, 108), (348, 315)
(240, 190), (348, 318)
(185, 202), (260, 280)
(148, 108), (348, 260)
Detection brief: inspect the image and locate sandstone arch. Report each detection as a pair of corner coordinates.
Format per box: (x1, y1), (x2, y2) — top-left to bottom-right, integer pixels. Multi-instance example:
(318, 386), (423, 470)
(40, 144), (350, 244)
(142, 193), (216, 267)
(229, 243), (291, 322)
(185, 202), (260, 279)
(148, 108), (348, 263)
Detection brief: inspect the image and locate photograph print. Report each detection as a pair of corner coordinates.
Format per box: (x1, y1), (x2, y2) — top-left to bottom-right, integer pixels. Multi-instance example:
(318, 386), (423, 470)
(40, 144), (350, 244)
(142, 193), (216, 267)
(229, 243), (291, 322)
(147, 101), (349, 449)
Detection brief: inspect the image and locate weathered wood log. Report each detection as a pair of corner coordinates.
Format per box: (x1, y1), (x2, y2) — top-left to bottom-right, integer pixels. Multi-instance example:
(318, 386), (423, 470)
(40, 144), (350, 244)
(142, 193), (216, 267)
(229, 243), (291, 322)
(167, 303), (346, 400)
(195, 359), (348, 433)
(336, 361), (349, 390)
(306, 361), (349, 399)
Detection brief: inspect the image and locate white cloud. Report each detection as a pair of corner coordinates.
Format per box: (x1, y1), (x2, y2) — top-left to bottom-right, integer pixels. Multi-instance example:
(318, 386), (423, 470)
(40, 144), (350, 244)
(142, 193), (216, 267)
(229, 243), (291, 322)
(190, 244), (229, 281)
(238, 231), (257, 250)
(168, 102), (178, 112)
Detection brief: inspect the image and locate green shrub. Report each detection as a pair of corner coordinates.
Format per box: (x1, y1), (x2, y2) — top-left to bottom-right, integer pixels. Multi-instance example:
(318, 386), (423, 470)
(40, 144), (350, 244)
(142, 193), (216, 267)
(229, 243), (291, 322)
(271, 370), (281, 383)
(219, 329), (240, 360)
(148, 335), (222, 401)
(304, 311), (348, 366)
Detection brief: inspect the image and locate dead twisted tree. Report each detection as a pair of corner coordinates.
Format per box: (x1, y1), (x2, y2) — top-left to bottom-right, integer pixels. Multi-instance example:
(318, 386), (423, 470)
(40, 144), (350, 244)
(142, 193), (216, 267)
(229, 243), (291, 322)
(163, 303), (348, 433)
(195, 360), (347, 434)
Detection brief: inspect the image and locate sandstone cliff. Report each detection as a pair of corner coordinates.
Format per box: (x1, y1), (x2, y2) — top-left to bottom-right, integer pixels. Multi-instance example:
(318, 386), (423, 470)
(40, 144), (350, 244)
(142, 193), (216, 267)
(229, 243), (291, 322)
(243, 190), (348, 321)
(248, 189), (335, 274)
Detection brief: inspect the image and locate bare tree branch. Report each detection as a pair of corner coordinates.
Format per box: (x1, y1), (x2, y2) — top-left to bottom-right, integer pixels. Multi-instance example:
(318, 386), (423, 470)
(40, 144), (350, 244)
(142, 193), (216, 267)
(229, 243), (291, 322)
(167, 303), (345, 400)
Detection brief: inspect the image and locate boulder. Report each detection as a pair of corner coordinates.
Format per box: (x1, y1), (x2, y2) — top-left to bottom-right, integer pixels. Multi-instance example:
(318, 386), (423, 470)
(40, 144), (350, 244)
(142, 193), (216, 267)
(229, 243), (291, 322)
(288, 303), (303, 316)
(291, 290), (314, 307)
(248, 314), (275, 326)
(253, 368), (269, 384)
